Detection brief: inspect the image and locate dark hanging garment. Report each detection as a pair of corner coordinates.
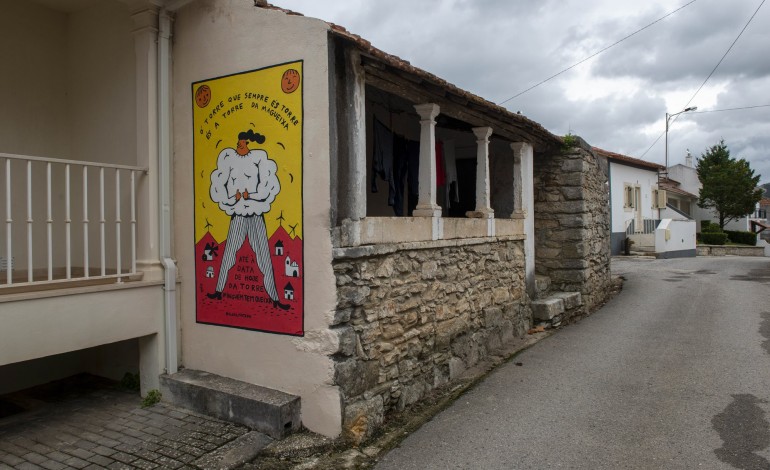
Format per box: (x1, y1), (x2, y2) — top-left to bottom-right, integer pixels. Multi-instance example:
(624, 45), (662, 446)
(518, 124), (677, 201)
(392, 134), (409, 216)
(435, 141), (446, 187)
(406, 139), (420, 216)
(371, 118), (395, 202)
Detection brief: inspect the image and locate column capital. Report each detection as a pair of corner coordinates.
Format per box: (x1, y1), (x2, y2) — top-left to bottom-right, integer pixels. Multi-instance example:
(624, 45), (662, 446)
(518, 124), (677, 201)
(510, 141), (532, 153)
(414, 103), (440, 121)
(472, 126), (493, 142)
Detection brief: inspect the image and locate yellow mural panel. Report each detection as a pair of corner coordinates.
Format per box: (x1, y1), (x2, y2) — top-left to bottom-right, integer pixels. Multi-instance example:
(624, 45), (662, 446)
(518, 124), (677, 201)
(192, 61), (304, 335)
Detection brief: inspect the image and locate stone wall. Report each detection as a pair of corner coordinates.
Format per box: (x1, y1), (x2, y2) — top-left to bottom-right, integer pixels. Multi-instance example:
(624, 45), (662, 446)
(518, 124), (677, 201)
(533, 139), (611, 311)
(332, 237), (530, 443)
(697, 245), (765, 257)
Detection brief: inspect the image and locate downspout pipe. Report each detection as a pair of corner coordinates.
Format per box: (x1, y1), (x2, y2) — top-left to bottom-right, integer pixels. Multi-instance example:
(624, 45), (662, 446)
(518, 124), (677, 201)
(158, 9), (178, 375)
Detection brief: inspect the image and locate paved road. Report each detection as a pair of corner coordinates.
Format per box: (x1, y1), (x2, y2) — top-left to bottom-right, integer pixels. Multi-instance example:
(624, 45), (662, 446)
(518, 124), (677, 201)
(375, 256), (770, 469)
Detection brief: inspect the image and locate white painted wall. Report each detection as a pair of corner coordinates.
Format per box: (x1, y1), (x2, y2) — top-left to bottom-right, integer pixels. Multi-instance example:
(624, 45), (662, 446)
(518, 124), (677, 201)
(609, 162), (660, 233)
(668, 164), (701, 195)
(67, 1), (136, 167)
(0, 0), (135, 164)
(0, 283), (164, 369)
(172, 1), (341, 437)
(0, 0), (69, 158)
(654, 219), (696, 254)
(1, 0), (137, 273)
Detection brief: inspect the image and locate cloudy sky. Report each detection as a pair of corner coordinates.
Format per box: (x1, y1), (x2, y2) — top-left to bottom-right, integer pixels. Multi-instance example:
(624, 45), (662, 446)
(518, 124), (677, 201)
(274, 0), (770, 183)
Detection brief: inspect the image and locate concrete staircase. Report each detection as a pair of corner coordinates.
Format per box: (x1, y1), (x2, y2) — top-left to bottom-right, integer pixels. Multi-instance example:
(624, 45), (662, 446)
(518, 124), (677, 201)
(530, 275), (583, 328)
(160, 369), (301, 440)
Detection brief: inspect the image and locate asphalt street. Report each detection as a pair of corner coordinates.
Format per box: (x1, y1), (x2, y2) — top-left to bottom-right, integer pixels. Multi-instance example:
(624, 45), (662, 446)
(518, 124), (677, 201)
(375, 256), (770, 470)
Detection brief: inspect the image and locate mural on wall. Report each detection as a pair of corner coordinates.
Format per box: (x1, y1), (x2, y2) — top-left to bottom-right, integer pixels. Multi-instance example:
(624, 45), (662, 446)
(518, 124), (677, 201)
(193, 61), (303, 336)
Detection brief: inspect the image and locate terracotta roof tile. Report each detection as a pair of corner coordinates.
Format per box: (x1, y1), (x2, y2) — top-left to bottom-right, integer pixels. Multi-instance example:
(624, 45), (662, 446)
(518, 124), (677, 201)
(593, 147), (665, 171)
(257, 2), (560, 147)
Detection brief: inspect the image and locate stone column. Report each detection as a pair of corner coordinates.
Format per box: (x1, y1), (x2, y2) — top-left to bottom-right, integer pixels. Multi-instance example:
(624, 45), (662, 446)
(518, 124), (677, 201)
(412, 103), (442, 218)
(468, 127), (494, 235)
(336, 49), (367, 246)
(131, 6), (161, 279)
(511, 142), (535, 297)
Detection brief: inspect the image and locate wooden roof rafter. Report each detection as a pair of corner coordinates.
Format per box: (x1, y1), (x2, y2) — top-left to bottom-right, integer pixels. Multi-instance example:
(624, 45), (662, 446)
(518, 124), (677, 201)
(329, 29), (561, 153)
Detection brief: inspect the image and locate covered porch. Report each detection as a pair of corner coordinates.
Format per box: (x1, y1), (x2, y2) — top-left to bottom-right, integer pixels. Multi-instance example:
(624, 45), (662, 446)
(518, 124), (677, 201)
(0, 0), (174, 396)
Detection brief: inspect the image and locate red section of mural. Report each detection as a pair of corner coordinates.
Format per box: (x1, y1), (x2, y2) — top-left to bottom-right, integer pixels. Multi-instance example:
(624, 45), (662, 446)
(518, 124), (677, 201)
(195, 226), (303, 335)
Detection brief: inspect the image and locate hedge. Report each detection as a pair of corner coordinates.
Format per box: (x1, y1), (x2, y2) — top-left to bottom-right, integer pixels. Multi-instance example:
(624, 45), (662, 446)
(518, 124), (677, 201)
(700, 232), (728, 245)
(701, 223), (723, 233)
(724, 230), (757, 246)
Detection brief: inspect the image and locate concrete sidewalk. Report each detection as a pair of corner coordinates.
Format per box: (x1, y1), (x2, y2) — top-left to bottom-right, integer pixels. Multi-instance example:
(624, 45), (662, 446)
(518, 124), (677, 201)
(0, 375), (271, 469)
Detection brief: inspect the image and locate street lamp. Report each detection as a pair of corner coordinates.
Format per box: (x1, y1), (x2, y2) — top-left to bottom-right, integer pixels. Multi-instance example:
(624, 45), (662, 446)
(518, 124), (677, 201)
(664, 106), (697, 179)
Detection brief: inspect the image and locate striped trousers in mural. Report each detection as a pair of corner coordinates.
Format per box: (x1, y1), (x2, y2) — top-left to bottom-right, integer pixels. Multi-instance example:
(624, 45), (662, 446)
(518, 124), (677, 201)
(215, 214), (279, 301)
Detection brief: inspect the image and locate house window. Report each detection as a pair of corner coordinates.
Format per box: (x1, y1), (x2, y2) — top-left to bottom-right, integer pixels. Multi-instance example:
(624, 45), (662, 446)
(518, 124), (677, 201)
(624, 184), (635, 209)
(652, 189), (667, 209)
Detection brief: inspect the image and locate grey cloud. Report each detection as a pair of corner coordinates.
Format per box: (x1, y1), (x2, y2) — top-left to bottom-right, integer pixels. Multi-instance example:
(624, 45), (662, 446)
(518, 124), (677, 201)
(277, 0), (770, 181)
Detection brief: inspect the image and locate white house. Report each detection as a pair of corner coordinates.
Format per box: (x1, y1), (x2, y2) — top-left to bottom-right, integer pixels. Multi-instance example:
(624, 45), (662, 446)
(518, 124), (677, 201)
(667, 153), (763, 232)
(597, 148), (696, 257)
(597, 148), (665, 254)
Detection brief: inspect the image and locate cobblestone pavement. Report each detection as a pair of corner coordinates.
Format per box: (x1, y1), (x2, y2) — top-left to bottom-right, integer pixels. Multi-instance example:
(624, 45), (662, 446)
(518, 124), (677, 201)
(0, 376), (256, 469)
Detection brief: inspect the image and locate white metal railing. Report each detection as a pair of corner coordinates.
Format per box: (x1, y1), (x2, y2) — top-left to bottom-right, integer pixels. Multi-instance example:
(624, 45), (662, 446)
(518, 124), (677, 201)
(626, 218), (661, 235)
(1, 152), (147, 289)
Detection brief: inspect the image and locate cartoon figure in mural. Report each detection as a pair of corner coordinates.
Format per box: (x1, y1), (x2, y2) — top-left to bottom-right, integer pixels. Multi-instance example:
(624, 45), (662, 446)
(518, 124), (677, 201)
(207, 129), (290, 310)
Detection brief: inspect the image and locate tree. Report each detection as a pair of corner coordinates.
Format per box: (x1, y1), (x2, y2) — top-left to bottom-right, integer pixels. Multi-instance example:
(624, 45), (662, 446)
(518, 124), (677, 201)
(696, 139), (763, 229)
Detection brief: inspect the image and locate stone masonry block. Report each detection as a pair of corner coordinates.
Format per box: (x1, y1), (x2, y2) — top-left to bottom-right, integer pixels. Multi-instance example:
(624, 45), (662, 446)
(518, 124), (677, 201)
(531, 298), (565, 321)
(160, 369), (300, 440)
(550, 292), (583, 310)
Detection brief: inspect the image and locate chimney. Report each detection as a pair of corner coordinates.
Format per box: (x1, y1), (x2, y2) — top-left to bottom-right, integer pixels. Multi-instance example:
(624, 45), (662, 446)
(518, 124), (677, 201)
(685, 149), (693, 168)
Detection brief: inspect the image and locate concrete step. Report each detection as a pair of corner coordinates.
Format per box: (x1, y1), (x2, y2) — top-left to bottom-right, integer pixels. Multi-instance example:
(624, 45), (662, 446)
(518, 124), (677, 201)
(531, 297), (564, 321)
(160, 369), (301, 440)
(531, 291), (584, 327)
(549, 291), (582, 310)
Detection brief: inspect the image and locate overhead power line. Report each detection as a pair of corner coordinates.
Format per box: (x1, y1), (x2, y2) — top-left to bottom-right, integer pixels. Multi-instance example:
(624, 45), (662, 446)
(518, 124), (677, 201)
(675, 0), (766, 113)
(497, 0), (698, 106)
(638, 0), (766, 158)
(691, 104), (770, 114)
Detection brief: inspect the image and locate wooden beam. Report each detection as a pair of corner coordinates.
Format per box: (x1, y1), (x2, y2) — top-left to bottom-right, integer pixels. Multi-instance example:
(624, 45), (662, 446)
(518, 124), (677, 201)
(362, 62), (558, 151)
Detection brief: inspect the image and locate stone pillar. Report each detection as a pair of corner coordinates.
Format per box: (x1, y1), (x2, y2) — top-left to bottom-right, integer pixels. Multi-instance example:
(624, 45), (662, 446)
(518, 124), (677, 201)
(467, 127), (494, 235)
(511, 142), (535, 297)
(336, 49), (367, 246)
(412, 103), (442, 218)
(139, 333), (161, 396)
(132, 6), (161, 279)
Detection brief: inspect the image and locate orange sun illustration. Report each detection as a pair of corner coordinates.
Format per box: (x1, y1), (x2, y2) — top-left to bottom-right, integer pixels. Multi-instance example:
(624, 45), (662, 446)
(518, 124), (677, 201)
(195, 85), (212, 108)
(281, 69), (300, 94)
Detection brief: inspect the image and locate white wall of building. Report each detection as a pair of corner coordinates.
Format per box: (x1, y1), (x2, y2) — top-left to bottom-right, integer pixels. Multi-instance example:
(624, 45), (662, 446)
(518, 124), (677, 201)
(172, 1), (341, 437)
(1, 0), (138, 272)
(0, 0), (70, 158)
(655, 219), (696, 256)
(66, 1), (137, 167)
(0, 283), (164, 374)
(609, 162), (660, 233)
